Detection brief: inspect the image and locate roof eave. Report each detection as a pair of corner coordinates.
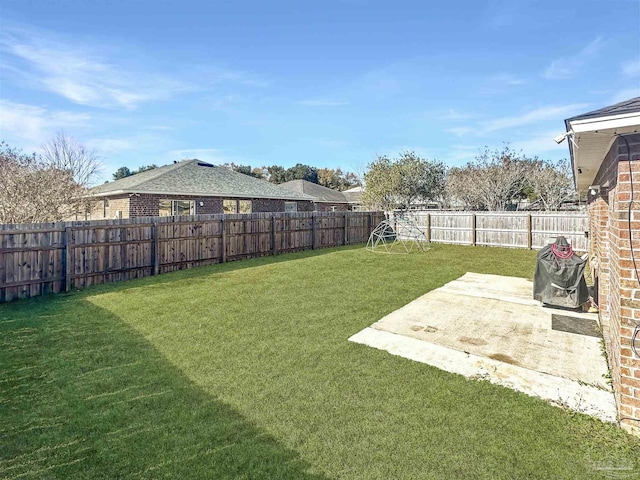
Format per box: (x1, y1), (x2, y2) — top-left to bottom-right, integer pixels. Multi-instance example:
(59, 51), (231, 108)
(565, 112), (640, 191)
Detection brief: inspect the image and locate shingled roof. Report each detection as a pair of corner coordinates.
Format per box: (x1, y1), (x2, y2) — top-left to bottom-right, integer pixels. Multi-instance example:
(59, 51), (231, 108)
(565, 97), (640, 122)
(278, 179), (349, 203)
(91, 160), (314, 201)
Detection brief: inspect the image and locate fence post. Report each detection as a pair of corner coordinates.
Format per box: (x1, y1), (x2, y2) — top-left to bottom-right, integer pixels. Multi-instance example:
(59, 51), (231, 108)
(343, 212), (348, 245)
(471, 213), (476, 246)
(152, 219), (160, 275)
(312, 212), (317, 250)
(221, 217), (227, 263)
(271, 214), (276, 256)
(527, 214), (532, 250)
(64, 227), (72, 292)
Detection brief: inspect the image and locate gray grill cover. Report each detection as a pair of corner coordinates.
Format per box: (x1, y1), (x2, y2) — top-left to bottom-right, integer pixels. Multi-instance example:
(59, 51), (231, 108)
(533, 242), (589, 308)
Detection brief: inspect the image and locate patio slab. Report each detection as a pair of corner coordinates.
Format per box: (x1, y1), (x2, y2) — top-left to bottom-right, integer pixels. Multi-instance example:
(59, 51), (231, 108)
(349, 272), (617, 422)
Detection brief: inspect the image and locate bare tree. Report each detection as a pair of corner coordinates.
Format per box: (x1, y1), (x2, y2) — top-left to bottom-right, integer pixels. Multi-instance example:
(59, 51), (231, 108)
(40, 132), (102, 187)
(0, 142), (86, 224)
(444, 145), (531, 211)
(528, 158), (574, 211)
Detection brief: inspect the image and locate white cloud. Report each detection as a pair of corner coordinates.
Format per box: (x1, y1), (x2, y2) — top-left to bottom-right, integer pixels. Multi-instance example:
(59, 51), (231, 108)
(0, 25), (194, 109)
(0, 100), (91, 146)
(489, 73), (526, 86)
(447, 127), (474, 137)
(622, 57), (640, 77)
(442, 109), (475, 121)
(0, 23), (261, 110)
(437, 145), (478, 166)
(510, 131), (569, 156)
(542, 36), (604, 80)
(482, 103), (589, 133)
(297, 99), (349, 107)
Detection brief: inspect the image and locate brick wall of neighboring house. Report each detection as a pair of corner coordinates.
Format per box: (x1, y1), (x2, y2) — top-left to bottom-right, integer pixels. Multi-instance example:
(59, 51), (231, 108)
(88, 194), (315, 218)
(314, 202), (351, 212)
(589, 133), (640, 436)
(127, 194), (223, 217)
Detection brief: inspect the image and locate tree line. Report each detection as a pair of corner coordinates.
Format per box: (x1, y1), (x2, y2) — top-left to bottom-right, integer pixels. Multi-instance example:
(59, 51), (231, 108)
(1, 135), (574, 225)
(362, 146), (575, 211)
(112, 162), (362, 191)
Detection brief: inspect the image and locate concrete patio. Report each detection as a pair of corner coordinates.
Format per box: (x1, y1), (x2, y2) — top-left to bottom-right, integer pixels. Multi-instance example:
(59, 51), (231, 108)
(349, 272), (616, 422)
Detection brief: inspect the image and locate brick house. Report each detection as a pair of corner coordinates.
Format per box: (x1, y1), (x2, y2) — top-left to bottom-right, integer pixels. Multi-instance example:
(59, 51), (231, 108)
(563, 97), (640, 436)
(88, 160), (315, 219)
(278, 179), (363, 211)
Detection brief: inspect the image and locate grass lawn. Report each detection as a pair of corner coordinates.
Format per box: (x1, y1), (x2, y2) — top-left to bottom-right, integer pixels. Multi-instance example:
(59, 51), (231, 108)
(1, 244), (639, 479)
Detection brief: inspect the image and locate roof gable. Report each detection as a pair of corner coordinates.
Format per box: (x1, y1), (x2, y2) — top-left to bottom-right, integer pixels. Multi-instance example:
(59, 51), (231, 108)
(279, 179), (348, 203)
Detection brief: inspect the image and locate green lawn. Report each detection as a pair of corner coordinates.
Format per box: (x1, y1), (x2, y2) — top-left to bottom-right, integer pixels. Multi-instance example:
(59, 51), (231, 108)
(1, 244), (638, 479)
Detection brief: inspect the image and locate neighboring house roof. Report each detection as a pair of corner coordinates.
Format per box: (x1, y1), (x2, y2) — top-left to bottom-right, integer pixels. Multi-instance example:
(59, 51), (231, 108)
(342, 185), (363, 204)
(90, 160), (314, 201)
(278, 179), (349, 203)
(563, 97), (640, 192)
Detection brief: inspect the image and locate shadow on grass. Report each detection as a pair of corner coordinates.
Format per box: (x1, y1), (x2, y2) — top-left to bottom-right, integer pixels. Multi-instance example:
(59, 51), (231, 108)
(0, 298), (326, 479)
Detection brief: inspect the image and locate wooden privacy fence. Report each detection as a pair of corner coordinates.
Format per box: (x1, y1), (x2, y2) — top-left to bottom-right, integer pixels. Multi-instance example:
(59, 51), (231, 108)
(0, 211), (385, 303)
(389, 211), (589, 251)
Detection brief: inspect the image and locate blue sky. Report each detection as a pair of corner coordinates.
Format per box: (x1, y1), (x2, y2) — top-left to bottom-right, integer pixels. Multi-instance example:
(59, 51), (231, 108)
(1, 0), (639, 184)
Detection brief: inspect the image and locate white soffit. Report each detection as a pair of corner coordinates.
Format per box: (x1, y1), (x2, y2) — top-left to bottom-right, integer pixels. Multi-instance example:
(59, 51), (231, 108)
(569, 113), (640, 191)
(569, 112), (640, 133)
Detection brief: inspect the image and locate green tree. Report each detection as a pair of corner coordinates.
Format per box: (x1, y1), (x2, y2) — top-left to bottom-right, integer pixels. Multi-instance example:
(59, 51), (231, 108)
(362, 152), (446, 210)
(113, 166), (132, 180)
(317, 168), (361, 190)
(134, 164), (158, 174)
(286, 163), (318, 183)
(112, 164), (157, 180)
(267, 165), (288, 184)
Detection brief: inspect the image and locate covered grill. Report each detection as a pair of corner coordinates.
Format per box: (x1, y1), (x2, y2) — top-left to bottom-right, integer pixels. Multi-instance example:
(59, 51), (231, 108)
(533, 236), (589, 308)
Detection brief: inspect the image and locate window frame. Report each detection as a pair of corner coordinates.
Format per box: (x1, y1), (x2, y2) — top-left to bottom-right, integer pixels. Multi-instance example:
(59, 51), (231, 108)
(238, 199), (252, 214)
(223, 199), (238, 214)
(158, 199), (195, 216)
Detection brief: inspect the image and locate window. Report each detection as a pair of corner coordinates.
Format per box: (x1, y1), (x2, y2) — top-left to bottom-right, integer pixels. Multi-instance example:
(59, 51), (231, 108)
(239, 200), (252, 214)
(284, 202), (297, 213)
(223, 199), (237, 214)
(175, 200), (193, 215)
(159, 199), (172, 216)
(159, 199), (195, 216)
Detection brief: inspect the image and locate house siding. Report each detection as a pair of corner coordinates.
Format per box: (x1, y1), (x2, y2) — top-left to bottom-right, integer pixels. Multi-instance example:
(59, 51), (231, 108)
(588, 133), (640, 436)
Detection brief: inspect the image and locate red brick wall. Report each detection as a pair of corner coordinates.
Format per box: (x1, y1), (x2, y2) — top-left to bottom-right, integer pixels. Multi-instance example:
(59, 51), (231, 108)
(589, 133), (640, 436)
